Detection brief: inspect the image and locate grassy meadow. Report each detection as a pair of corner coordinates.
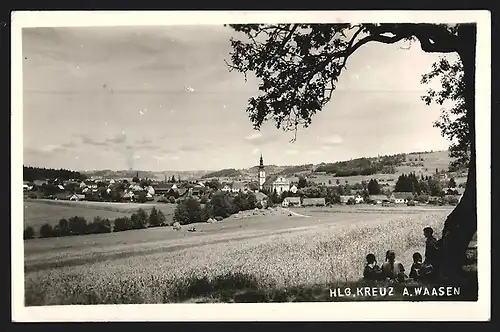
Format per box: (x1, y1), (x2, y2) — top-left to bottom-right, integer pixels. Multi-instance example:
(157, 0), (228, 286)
(23, 199), (177, 231)
(23, 203), (477, 305)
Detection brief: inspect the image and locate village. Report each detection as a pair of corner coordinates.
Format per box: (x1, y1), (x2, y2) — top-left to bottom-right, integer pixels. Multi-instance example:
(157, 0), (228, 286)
(23, 153), (465, 209)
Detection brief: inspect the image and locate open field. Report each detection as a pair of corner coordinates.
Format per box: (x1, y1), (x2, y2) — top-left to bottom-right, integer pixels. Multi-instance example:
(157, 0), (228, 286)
(22, 204), (477, 305)
(308, 150), (468, 186)
(23, 199), (177, 230)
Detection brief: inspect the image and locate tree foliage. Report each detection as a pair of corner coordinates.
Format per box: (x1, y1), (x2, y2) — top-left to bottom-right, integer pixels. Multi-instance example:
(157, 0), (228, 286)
(421, 57), (470, 169)
(226, 23), (463, 141)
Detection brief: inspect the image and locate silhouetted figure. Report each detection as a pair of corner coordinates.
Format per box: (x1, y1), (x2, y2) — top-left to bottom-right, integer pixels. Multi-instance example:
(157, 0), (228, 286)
(409, 252), (433, 281)
(423, 227), (441, 267)
(363, 253), (383, 281)
(381, 250), (406, 283)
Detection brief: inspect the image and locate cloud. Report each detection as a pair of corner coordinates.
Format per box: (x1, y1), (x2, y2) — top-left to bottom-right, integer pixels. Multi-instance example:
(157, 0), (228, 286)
(179, 144), (201, 152)
(251, 148), (260, 155)
(81, 135), (108, 146)
(171, 155), (180, 161)
(285, 149), (298, 155)
(105, 132), (127, 144)
(322, 134), (344, 146)
(40, 144), (66, 153)
(61, 142), (76, 148)
(136, 137), (152, 145)
(245, 132), (262, 141)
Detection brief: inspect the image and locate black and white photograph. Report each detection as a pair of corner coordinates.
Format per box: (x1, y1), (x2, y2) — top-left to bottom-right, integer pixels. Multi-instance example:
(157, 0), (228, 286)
(11, 11), (490, 321)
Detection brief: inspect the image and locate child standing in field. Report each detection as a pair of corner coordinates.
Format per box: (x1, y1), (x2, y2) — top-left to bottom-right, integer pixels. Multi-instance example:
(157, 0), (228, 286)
(409, 252), (423, 280)
(363, 253), (383, 281)
(381, 250), (407, 283)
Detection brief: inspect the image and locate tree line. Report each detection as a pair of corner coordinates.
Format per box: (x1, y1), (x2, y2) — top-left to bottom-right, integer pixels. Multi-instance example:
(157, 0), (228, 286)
(314, 155), (404, 177)
(24, 166), (87, 182)
(24, 207), (167, 240)
(173, 191), (263, 225)
(394, 172), (460, 196)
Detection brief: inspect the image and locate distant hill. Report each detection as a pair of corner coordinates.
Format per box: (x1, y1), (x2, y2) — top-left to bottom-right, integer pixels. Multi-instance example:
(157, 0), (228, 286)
(81, 169), (213, 181)
(201, 168), (243, 179)
(73, 150), (458, 183)
(195, 150), (459, 181)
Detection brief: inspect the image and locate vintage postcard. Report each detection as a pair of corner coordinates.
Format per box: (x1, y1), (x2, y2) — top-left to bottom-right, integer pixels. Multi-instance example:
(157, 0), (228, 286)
(11, 10), (491, 321)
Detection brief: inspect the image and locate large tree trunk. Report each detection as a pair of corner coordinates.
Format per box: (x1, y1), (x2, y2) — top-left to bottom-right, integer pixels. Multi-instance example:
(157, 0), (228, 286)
(437, 23), (478, 278)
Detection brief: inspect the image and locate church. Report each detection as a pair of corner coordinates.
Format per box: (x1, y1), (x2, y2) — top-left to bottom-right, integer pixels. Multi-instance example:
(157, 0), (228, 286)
(258, 154), (291, 194)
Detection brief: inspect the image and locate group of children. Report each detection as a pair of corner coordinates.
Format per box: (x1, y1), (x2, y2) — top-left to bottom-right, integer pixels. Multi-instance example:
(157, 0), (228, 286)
(363, 227), (441, 283)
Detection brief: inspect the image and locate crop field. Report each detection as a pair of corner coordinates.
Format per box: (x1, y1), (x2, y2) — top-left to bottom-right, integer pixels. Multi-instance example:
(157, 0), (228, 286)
(23, 199), (177, 230)
(21, 204), (477, 305)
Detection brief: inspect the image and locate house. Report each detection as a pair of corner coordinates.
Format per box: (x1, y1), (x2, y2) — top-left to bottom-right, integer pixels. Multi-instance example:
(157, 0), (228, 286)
(153, 184), (176, 195)
(290, 185), (298, 194)
(33, 180), (48, 187)
(177, 188), (188, 197)
(146, 185), (155, 196)
(231, 182), (248, 193)
(254, 191), (268, 208)
(263, 175), (291, 194)
(146, 192), (154, 201)
(354, 195), (364, 204)
(23, 181), (33, 191)
(391, 192), (414, 204)
(282, 196), (301, 207)
(54, 192), (71, 200)
(69, 194), (86, 201)
(58, 184), (65, 191)
(109, 179), (116, 184)
(221, 185), (232, 192)
(339, 195), (355, 204)
(302, 197), (326, 207)
(369, 194), (390, 204)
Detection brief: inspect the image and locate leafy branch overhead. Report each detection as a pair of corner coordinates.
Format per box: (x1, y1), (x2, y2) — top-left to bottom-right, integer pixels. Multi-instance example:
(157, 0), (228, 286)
(421, 57), (470, 169)
(225, 23), (462, 141)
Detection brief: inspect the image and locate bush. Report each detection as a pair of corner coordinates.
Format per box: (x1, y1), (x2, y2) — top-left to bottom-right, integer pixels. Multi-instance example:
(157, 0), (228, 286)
(168, 196), (176, 204)
(346, 198), (356, 205)
(130, 209), (149, 229)
(407, 200), (416, 206)
(215, 216), (224, 222)
(24, 226), (35, 240)
(39, 223), (53, 238)
(174, 198), (203, 225)
(209, 193), (234, 219)
(68, 216), (88, 235)
(256, 202), (263, 209)
(113, 216), (132, 232)
(87, 217), (112, 234)
(158, 196), (169, 203)
(149, 207), (166, 227)
(57, 218), (71, 236)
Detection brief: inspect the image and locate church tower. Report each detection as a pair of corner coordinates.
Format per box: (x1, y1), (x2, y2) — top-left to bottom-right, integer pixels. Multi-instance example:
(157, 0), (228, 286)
(258, 154), (266, 190)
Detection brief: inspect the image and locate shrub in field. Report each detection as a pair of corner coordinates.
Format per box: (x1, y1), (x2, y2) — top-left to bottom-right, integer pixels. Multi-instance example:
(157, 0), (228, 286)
(346, 198), (356, 205)
(68, 216), (88, 235)
(256, 202), (263, 209)
(174, 198), (203, 225)
(113, 216), (133, 232)
(157, 196), (169, 203)
(168, 196), (176, 204)
(130, 209), (149, 230)
(149, 207), (166, 227)
(39, 223), (54, 238)
(173, 222), (182, 230)
(87, 217), (112, 234)
(210, 192), (234, 219)
(200, 203), (213, 222)
(57, 218), (71, 236)
(23, 226), (35, 240)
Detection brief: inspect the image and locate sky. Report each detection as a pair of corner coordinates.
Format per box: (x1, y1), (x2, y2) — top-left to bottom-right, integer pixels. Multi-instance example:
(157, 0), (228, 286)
(22, 25), (456, 172)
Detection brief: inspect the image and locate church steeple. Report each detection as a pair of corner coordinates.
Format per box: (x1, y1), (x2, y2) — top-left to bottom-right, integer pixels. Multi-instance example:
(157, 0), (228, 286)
(258, 154), (266, 190)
